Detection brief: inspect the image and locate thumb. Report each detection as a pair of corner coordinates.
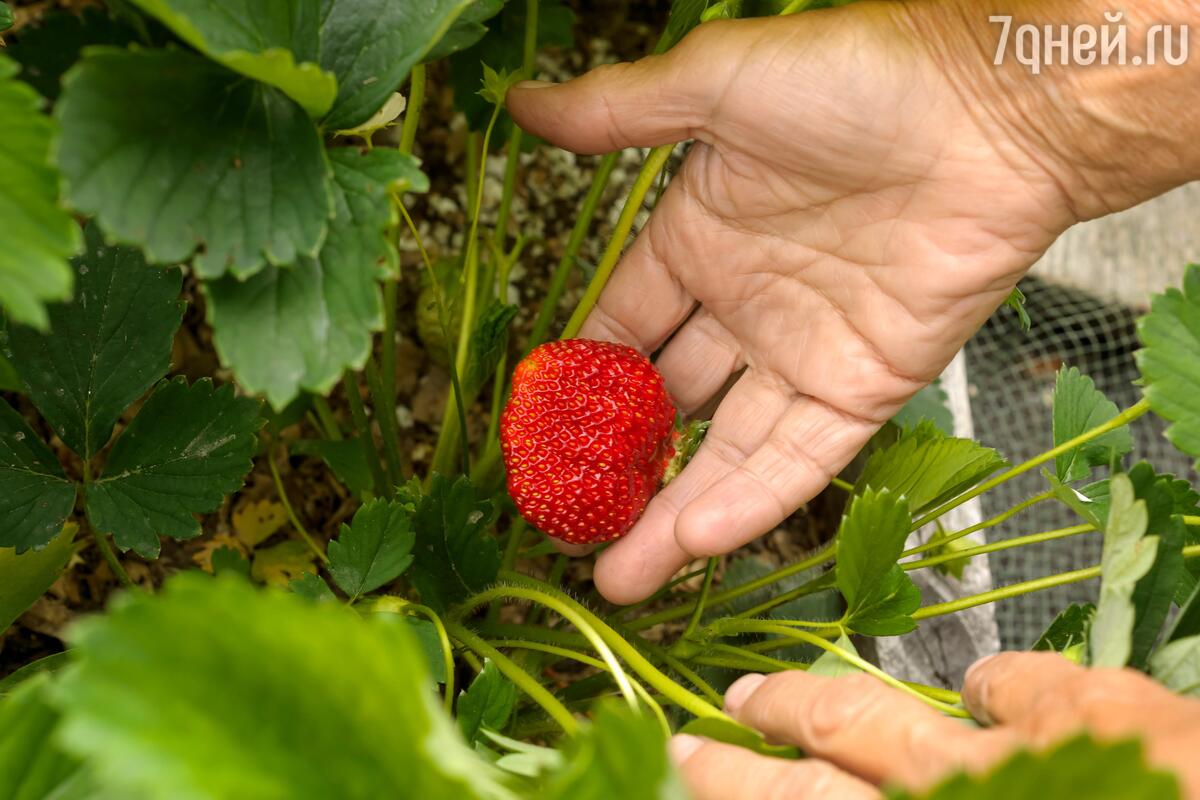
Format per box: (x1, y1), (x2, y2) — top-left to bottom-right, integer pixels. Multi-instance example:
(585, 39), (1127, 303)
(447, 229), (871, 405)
(506, 23), (735, 154)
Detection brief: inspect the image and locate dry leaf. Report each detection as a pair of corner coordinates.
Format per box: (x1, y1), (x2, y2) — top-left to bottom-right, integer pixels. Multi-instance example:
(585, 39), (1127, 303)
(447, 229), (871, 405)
(251, 540), (316, 587)
(233, 499), (287, 548)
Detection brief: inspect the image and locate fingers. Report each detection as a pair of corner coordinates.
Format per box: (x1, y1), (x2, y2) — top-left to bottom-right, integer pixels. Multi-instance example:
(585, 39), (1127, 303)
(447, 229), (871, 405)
(962, 652), (1182, 742)
(676, 396), (876, 556)
(576, 178), (696, 356)
(670, 735), (879, 800)
(725, 672), (1016, 790)
(505, 23), (736, 154)
(653, 308), (744, 414)
(592, 370), (793, 603)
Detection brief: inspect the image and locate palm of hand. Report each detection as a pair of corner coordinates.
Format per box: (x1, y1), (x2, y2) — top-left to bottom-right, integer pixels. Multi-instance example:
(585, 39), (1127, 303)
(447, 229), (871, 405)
(510, 11), (1077, 602)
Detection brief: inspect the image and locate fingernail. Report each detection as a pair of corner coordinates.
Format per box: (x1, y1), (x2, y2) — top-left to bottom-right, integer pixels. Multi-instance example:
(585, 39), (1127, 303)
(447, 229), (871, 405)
(669, 734), (704, 765)
(963, 654), (997, 725)
(723, 673), (767, 715)
(964, 653), (997, 685)
(512, 80), (555, 90)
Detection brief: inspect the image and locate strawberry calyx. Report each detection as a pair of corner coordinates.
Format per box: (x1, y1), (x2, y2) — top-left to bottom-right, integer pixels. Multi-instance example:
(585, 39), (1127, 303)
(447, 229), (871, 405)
(662, 416), (710, 487)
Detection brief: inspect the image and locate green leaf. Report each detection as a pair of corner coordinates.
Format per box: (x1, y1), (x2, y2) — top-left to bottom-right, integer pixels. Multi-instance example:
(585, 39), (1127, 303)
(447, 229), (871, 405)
(395, 615), (448, 684)
(656, 0), (708, 53)
(319, 0), (474, 130)
(0, 3), (11, 31)
(891, 380), (954, 435)
(1137, 264), (1200, 469)
(126, 0), (337, 117)
(448, 0), (573, 131)
(1032, 603), (1094, 656)
(856, 421), (1007, 516)
(1149, 635), (1200, 697)
(546, 702), (688, 800)
(0, 399), (76, 552)
(1003, 285), (1031, 331)
(676, 715), (797, 759)
(808, 633), (863, 677)
(0, 349), (19, 392)
(1052, 366), (1132, 483)
(1165, 582), (1200, 644)
(1090, 473), (1159, 668)
(0, 651), (72, 697)
(0, 675), (91, 800)
(465, 302), (518, 396)
(211, 546), (251, 579)
(5, 8), (140, 101)
(837, 488), (921, 636)
(408, 475), (500, 612)
(205, 148), (425, 409)
(328, 499), (416, 600)
(289, 571), (336, 602)
(457, 659), (517, 744)
(0, 54), (80, 330)
(0, 523), (76, 633)
(3, 226), (183, 459)
(424, 0), (506, 62)
(56, 573), (509, 799)
(887, 735), (1179, 800)
(1128, 516), (1185, 670)
(56, 47), (331, 280)
(85, 378), (261, 558)
(293, 437), (375, 495)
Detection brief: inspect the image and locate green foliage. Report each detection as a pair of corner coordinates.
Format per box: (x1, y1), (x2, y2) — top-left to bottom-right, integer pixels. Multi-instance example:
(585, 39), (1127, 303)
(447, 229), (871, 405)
(1032, 602), (1093, 657)
(1052, 366), (1133, 483)
(57, 47), (331, 280)
(808, 633), (863, 677)
(212, 546), (252, 579)
(0, 2), (12, 31)
(1003, 285), (1031, 331)
(328, 499), (416, 600)
(1149, 635), (1200, 698)
(425, 0), (506, 62)
(0, 55), (80, 330)
(4, 226), (183, 459)
(466, 302), (519, 396)
(544, 703), (687, 800)
(408, 475), (501, 612)
(1090, 474), (1159, 668)
(296, 437), (376, 495)
(836, 489), (921, 635)
(891, 380), (954, 435)
(656, 0), (709, 54)
(86, 378), (261, 557)
(127, 0), (336, 116)
(458, 659), (518, 744)
(856, 421), (1007, 516)
(887, 735), (1179, 800)
(449, 0), (574, 130)
(1138, 264), (1200, 469)
(205, 148), (427, 409)
(54, 574), (511, 799)
(0, 524), (75, 633)
(0, 399), (76, 552)
(0, 676), (92, 800)
(0, 350), (19, 392)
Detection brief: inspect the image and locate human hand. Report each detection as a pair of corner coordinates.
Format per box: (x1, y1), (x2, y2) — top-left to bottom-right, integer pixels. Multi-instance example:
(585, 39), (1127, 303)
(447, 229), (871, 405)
(507, 3), (1081, 603)
(670, 652), (1200, 798)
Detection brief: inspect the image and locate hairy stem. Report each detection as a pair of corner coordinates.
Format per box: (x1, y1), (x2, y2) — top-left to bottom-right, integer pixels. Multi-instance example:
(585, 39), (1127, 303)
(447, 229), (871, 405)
(682, 558), (719, 639)
(902, 490), (1054, 559)
(342, 372), (390, 496)
(365, 596), (456, 714)
(268, 450), (328, 564)
(398, 64), (425, 156)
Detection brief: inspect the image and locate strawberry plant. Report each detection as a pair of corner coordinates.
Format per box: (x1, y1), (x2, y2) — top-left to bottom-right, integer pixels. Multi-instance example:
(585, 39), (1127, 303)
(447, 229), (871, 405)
(2, 1), (1200, 798)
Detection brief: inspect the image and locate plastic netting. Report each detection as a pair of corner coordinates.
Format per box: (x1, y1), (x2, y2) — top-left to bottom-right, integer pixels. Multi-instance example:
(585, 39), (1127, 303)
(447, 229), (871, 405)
(965, 275), (1196, 650)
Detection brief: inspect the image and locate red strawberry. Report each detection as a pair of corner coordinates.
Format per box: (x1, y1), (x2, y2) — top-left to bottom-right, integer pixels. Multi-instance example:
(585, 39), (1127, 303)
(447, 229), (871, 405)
(501, 339), (678, 545)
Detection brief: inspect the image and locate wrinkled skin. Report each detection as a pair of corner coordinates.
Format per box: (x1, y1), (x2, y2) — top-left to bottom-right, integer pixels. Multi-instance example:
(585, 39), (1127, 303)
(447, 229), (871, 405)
(671, 654), (1200, 799)
(509, 5), (1082, 604)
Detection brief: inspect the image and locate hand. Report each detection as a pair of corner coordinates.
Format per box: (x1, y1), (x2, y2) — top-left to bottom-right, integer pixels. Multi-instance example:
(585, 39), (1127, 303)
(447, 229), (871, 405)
(507, 4), (1082, 603)
(670, 652), (1200, 798)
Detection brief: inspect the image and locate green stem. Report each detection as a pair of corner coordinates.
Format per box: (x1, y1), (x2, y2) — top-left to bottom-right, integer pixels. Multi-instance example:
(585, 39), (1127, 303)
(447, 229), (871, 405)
(381, 279), (399, 416)
(717, 620), (969, 718)
(312, 396), (343, 441)
(476, 620), (590, 650)
(488, 520), (528, 625)
(342, 372), (390, 496)
(911, 398), (1151, 530)
(365, 597), (456, 715)
(268, 451), (329, 564)
(397, 199), (470, 477)
(457, 573), (728, 721)
(447, 621), (579, 734)
(365, 359), (403, 487)
(398, 64), (426, 156)
(91, 524), (135, 590)
(902, 490), (1054, 559)
(682, 558), (719, 639)
(611, 567), (709, 622)
(903, 523), (1095, 573)
(560, 144), (674, 339)
(626, 542), (837, 631)
(780, 0), (813, 13)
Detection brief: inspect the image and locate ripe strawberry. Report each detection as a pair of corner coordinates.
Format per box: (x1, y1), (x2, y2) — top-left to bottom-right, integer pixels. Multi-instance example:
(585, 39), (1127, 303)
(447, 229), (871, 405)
(501, 339), (678, 545)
